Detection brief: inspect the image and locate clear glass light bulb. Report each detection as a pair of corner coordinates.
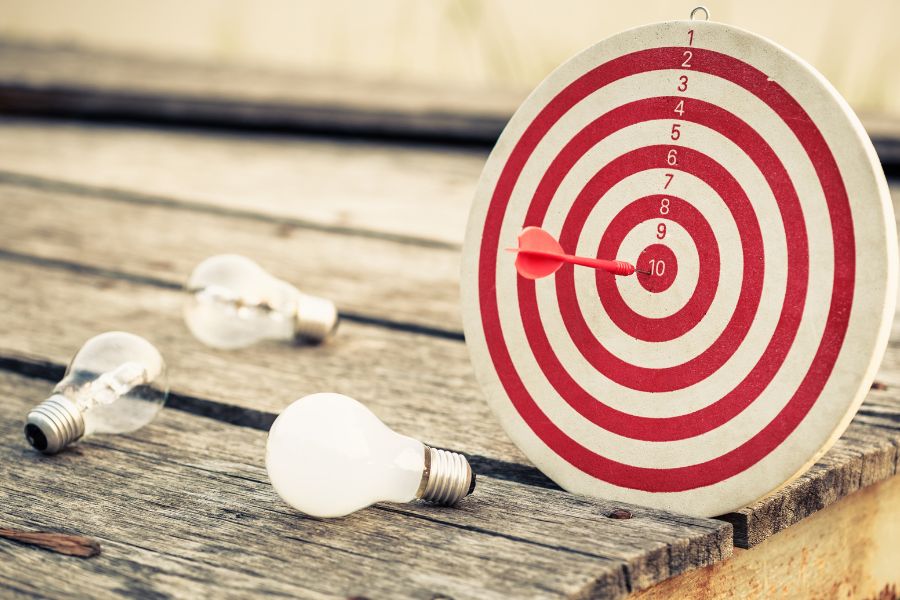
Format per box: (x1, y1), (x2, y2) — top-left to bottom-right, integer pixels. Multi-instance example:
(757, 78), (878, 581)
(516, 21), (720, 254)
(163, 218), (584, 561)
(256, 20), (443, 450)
(25, 332), (169, 454)
(184, 254), (338, 350)
(266, 393), (476, 518)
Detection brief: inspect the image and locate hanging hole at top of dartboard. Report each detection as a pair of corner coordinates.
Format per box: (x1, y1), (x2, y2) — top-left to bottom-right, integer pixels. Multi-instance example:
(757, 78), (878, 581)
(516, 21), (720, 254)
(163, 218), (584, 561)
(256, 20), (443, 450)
(690, 6), (710, 21)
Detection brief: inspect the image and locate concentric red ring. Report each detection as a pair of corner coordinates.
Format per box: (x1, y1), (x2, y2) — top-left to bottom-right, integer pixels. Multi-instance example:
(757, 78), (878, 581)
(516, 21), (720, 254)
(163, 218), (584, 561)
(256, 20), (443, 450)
(595, 195), (718, 341)
(477, 47), (853, 490)
(546, 145), (765, 394)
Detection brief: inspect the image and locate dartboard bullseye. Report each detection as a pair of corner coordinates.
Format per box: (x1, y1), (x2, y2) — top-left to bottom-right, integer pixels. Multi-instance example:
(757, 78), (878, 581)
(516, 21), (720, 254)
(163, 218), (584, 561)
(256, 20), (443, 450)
(460, 12), (898, 516)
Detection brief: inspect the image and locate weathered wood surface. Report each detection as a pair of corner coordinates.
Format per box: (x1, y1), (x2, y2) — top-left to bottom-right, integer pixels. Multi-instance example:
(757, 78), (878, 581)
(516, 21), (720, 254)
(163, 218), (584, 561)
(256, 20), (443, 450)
(0, 258), (523, 473)
(0, 117), (483, 248)
(631, 475), (900, 600)
(719, 411), (900, 548)
(0, 117), (899, 553)
(0, 176), (465, 337)
(1, 42), (899, 170)
(0, 371), (731, 599)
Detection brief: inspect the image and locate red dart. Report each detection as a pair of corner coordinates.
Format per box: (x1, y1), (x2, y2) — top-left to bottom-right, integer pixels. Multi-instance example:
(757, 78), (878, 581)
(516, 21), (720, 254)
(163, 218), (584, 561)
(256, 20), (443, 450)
(507, 226), (646, 280)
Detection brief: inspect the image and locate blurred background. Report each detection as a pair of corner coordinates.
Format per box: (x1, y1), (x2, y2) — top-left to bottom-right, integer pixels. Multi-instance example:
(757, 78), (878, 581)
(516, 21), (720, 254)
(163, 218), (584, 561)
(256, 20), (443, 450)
(0, 7), (898, 596)
(2, 0), (900, 119)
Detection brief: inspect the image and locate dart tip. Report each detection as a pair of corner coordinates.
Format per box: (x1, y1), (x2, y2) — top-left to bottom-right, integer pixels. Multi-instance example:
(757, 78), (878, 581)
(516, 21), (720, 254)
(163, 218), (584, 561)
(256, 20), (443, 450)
(636, 269), (651, 275)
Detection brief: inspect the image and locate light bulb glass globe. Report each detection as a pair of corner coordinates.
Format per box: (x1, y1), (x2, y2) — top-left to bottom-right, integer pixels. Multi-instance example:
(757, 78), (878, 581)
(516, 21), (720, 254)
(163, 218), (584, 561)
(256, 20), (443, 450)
(266, 393), (424, 518)
(184, 254), (337, 350)
(25, 332), (169, 454)
(266, 393), (475, 518)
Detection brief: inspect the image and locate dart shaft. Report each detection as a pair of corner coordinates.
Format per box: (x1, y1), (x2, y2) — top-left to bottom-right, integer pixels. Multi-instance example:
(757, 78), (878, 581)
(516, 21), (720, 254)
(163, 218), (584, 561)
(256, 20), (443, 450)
(516, 249), (636, 276)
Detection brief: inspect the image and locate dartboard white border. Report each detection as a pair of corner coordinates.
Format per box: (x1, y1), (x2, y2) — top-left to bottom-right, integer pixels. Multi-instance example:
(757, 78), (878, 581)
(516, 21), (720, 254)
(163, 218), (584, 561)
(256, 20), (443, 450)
(461, 18), (898, 516)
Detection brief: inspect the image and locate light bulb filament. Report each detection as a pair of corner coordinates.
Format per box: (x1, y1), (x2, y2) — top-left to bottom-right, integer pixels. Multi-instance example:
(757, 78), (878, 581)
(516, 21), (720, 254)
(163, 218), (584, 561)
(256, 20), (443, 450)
(189, 285), (281, 317)
(25, 332), (169, 454)
(184, 256), (339, 348)
(79, 362), (149, 410)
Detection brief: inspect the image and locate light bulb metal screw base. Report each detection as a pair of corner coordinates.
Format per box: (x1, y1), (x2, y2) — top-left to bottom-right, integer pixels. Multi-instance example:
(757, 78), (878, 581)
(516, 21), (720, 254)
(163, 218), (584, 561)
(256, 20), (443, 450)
(25, 394), (85, 454)
(417, 446), (475, 506)
(294, 294), (339, 343)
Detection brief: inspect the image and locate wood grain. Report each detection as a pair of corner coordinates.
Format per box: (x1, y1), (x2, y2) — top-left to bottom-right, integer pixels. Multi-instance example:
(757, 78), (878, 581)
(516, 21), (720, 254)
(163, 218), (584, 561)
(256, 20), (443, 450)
(0, 117), (485, 247)
(0, 179), (464, 336)
(631, 474), (900, 599)
(718, 417), (900, 548)
(0, 370), (731, 599)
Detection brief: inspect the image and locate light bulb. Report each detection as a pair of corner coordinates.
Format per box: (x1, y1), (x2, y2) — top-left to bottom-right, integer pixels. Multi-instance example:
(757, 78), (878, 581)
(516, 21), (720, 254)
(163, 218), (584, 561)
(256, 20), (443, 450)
(25, 332), (169, 454)
(184, 254), (338, 350)
(266, 393), (476, 518)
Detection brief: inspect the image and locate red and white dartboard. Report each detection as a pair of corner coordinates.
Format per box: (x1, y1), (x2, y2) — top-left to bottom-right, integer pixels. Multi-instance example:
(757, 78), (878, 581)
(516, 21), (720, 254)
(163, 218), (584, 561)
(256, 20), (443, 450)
(461, 13), (898, 516)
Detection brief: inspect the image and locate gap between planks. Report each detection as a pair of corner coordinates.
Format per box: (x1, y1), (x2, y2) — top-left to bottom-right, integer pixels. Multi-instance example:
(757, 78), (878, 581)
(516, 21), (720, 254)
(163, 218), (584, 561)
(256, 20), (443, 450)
(0, 169), (463, 251)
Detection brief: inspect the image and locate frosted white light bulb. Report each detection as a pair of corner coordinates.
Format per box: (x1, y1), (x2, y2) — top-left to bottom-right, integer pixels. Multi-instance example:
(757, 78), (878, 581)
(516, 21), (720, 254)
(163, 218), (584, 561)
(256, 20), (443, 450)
(184, 254), (338, 350)
(25, 332), (169, 454)
(266, 393), (475, 518)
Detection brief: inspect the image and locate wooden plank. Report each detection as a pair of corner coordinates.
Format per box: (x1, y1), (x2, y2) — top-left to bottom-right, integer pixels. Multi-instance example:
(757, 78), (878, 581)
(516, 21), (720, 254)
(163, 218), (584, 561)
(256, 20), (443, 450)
(0, 370), (731, 599)
(0, 42), (516, 144)
(717, 418), (900, 548)
(0, 117), (486, 247)
(631, 474), (900, 599)
(1, 43), (898, 168)
(0, 115), (896, 251)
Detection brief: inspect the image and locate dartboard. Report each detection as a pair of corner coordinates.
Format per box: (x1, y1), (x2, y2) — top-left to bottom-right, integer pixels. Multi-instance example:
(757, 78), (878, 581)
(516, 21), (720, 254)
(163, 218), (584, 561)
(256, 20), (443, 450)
(460, 14), (898, 516)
